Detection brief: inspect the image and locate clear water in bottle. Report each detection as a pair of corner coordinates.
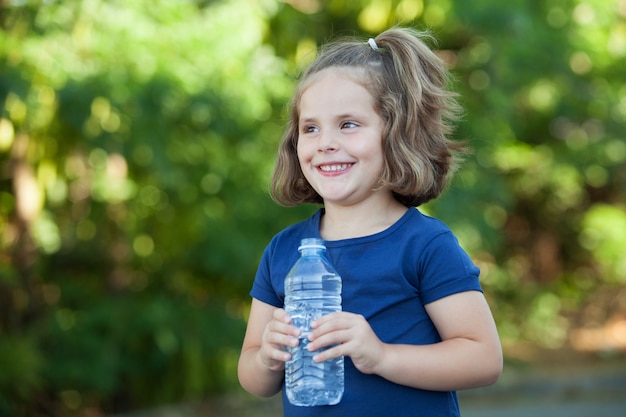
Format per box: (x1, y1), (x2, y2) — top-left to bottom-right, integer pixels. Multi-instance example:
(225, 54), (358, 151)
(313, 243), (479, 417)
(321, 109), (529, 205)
(284, 238), (344, 407)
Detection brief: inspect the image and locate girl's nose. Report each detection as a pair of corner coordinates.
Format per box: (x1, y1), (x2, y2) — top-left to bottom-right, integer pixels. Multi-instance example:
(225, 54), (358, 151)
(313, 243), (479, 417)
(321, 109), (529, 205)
(318, 131), (339, 152)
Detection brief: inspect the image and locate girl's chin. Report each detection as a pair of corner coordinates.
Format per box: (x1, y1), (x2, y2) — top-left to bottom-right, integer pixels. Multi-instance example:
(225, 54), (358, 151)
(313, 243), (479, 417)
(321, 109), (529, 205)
(318, 193), (362, 206)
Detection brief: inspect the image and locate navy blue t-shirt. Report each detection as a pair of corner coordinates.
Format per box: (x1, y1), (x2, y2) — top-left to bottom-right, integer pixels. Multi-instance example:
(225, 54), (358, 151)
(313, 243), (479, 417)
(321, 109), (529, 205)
(251, 207), (482, 417)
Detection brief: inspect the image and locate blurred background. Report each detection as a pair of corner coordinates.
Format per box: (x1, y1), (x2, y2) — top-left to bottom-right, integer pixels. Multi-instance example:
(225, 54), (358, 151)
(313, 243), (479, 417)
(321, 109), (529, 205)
(1, 0), (625, 416)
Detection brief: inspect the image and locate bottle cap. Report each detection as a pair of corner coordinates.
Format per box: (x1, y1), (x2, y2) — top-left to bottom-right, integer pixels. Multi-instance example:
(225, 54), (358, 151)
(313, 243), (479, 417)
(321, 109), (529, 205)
(299, 237), (325, 251)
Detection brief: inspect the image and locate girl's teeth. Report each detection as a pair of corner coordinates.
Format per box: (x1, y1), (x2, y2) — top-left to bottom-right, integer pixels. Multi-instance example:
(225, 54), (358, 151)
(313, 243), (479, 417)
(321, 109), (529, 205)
(320, 164), (349, 172)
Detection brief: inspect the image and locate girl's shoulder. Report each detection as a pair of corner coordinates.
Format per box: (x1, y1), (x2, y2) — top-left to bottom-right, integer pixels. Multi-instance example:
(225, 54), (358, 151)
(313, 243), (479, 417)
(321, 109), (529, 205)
(407, 207), (453, 232)
(267, 208), (323, 251)
(385, 207), (453, 241)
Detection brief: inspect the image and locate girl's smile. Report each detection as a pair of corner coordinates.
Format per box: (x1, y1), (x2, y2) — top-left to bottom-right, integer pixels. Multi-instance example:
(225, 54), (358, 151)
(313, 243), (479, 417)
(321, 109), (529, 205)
(317, 163), (353, 174)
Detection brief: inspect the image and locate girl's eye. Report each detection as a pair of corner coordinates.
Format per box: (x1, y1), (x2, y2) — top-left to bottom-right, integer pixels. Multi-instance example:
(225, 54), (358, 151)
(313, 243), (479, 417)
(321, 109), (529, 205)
(341, 121), (358, 129)
(301, 125), (318, 134)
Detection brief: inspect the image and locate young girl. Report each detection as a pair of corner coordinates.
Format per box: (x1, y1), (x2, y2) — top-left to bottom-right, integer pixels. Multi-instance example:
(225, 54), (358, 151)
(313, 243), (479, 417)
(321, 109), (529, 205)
(238, 27), (502, 416)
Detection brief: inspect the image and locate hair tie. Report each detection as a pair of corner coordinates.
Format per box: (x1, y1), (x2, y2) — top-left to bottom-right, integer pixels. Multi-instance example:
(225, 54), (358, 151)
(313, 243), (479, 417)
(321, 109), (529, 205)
(368, 38), (379, 51)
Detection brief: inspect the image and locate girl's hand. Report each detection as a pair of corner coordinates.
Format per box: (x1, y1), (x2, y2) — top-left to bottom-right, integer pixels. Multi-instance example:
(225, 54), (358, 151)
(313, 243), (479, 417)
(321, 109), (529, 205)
(307, 312), (385, 375)
(258, 308), (301, 372)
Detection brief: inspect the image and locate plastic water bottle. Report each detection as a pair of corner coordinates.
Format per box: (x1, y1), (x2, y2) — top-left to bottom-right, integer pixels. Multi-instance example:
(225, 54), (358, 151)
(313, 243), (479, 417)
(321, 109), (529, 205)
(284, 238), (344, 407)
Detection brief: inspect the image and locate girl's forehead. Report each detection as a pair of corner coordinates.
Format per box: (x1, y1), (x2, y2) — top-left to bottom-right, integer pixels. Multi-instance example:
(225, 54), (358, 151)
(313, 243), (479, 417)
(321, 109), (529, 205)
(298, 66), (372, 101)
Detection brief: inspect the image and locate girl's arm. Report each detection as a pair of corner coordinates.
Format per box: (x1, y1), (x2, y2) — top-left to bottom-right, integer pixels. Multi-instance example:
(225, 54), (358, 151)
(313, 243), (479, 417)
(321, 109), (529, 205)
(379, 290), (502, 390)
(309, 290), (502, 391)
(237, 298), (300, 397)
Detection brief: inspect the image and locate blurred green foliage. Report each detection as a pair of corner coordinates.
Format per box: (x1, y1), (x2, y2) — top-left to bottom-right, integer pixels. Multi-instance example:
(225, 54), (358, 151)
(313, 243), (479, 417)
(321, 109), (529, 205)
(0, 0), (625, 415)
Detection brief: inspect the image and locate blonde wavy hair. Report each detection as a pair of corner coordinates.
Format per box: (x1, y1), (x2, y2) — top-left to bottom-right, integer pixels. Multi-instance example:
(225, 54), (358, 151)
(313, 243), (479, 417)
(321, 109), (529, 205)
(271, 27), (467, 207)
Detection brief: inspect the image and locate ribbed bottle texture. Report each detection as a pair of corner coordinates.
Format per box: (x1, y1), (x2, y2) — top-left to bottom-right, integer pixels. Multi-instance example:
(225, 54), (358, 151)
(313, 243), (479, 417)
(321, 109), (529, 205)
(284, 238), (344, 407)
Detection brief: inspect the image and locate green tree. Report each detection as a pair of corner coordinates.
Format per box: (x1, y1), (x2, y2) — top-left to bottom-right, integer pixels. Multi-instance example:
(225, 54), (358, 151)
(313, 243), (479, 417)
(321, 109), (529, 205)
(1, 0), (308, 414)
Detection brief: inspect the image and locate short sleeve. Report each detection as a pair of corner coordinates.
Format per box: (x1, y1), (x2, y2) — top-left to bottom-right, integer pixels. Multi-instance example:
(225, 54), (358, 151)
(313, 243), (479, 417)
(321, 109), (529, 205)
(418, 231), (482, 304)
(250, 243), (283, 308)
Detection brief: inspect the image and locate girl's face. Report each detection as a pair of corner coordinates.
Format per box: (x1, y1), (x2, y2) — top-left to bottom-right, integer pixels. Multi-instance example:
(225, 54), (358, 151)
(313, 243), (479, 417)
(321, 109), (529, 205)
(297, 68), (388, 207)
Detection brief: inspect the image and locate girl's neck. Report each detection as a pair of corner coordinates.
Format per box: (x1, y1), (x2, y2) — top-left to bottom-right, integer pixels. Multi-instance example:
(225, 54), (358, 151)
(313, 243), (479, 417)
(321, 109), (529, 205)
(319, 198), (408, 241)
